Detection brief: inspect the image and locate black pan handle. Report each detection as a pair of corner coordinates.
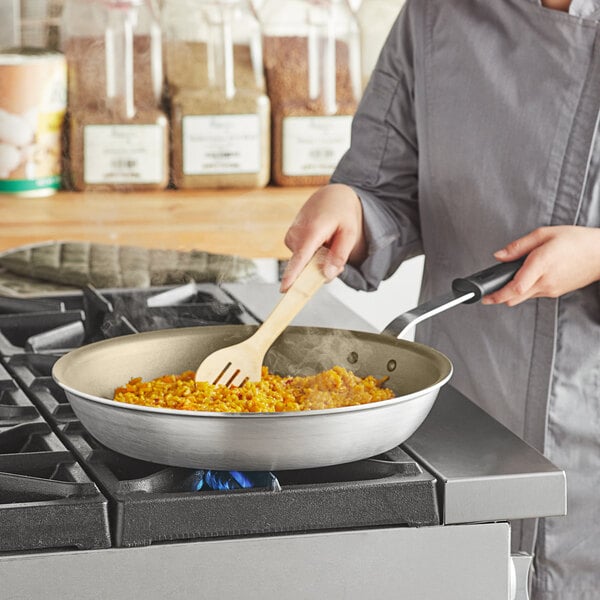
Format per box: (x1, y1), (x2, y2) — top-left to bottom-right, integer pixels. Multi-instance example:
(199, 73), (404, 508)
(452, 257), (525, 303)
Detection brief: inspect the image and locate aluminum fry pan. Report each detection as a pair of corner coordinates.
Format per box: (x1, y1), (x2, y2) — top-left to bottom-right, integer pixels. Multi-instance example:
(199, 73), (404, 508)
(52, 259), (523, 470)
(52, 324), (452, 470)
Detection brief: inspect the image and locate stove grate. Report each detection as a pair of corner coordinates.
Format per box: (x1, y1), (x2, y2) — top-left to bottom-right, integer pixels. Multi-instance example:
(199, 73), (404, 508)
(0, 397), (111, 551)
(56, 420), (440, 548)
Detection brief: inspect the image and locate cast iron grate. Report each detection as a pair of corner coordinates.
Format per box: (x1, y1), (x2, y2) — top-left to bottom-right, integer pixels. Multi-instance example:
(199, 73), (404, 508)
(0, 365), (111, 552)
(0, 283), (258, 357)
(58, 419), (440, 547)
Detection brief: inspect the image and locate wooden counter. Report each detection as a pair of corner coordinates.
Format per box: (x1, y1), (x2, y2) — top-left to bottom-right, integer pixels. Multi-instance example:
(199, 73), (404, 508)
(0, 188), (316, 259)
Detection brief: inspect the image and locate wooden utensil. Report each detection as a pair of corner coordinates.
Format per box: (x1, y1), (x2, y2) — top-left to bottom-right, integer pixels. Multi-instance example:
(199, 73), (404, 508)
(195, 248), (328, 386)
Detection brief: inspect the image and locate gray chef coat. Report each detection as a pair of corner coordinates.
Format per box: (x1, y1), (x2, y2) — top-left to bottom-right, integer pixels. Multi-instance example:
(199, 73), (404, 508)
(333, 0), (600, 598)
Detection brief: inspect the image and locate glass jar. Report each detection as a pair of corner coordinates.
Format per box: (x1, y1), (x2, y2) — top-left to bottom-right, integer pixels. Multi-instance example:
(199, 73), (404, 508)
(260, 0), (361, 186)
(163, 0), (270, 189)
(356, 0), (405, 89)
(62, 0), (169, 191)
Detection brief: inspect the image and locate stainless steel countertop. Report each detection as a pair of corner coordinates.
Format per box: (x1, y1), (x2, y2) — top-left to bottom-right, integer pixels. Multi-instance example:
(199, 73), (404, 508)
(404, 385), (567, 524)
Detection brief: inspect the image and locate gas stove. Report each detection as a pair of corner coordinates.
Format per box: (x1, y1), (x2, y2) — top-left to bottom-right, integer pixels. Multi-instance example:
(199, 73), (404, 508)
(0, 282), (566, 600)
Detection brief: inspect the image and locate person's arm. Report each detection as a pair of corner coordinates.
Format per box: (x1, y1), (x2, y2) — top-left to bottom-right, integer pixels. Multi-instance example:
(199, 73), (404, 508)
(482, 225), (600, 306)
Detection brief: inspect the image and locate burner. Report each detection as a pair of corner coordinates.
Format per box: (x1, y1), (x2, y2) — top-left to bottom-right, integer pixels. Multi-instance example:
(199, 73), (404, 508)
(56, 420), (438, 547)
(192, 470), (281, 492)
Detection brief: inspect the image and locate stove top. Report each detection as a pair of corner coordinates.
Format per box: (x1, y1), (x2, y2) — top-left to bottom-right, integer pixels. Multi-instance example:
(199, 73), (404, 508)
(0, 282), (566, 556)
(0, 283), (439, 552)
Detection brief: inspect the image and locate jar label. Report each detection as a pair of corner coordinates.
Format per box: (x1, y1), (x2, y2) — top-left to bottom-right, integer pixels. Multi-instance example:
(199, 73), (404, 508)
(182, 114), (261, 175)
(282, 115), (353, 176)
(83, 124), (165, 184)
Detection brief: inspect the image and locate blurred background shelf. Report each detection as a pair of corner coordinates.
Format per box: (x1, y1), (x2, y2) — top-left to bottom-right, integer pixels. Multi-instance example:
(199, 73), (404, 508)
(0, 187), (312, 258)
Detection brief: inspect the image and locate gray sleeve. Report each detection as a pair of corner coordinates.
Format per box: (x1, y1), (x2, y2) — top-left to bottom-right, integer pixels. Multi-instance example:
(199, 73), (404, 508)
(331, 0), (422, 292)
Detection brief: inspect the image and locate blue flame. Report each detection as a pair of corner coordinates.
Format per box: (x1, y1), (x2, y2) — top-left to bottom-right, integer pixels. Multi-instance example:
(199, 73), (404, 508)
(205, 470), (254, 490)
(189, 470), (280, 491)
(230, 470), (256, 488)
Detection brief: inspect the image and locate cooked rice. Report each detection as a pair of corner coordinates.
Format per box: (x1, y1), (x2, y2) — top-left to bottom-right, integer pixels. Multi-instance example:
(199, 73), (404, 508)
(113, 365), (395, 413)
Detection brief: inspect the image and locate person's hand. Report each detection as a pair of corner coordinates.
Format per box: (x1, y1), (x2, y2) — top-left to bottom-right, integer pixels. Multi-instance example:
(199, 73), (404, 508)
(482, 226), (600, 306)
(280, 184), (367, 292)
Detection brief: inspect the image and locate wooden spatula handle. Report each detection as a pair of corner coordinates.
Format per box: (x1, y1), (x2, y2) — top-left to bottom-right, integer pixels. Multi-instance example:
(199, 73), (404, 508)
(250, 248), (328, 353)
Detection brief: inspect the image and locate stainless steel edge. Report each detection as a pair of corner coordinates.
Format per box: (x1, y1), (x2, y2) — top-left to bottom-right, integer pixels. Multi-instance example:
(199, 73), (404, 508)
(403, 385), (567, 524)
(0, 523), (511, 600)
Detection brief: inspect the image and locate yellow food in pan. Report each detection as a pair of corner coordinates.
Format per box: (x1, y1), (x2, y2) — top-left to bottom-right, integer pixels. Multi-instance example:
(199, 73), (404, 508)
(114, 366), (395, 413)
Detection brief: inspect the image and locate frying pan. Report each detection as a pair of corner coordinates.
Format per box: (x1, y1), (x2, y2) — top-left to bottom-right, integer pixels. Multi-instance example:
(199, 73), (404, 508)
(52, 259), (523, 470)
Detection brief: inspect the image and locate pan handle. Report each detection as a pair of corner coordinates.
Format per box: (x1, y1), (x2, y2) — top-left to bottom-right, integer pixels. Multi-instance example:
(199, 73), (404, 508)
(382, 258), (525, 339)
(452, 257), (526, 303)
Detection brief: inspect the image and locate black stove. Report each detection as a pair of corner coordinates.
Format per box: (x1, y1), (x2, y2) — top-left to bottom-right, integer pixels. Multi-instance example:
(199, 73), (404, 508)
(0, 283), (439, 553)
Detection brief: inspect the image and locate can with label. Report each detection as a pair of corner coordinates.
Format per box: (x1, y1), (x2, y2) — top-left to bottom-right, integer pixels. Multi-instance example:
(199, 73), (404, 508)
(0, 49), (67, 197)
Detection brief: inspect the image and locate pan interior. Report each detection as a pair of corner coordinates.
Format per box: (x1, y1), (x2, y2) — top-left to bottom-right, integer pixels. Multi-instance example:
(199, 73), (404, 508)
(52, 325), (452, 403)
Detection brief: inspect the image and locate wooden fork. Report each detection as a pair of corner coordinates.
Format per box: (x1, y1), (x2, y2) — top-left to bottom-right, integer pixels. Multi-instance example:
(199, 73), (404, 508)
(195, 248), (328, 387)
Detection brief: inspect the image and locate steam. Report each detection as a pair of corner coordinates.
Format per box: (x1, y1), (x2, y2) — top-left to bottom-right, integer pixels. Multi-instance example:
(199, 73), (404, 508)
(265, 327), (389, 380)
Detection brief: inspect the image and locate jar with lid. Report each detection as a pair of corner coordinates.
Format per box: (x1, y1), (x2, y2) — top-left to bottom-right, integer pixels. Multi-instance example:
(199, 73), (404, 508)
(260, 0), (361, 186)
(163, 0), (270, 189)
(356, 0), (405, 90)
(62, 0), (169, 191)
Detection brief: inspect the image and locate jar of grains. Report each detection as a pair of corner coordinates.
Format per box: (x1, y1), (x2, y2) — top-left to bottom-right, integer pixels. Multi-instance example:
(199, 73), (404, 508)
(163, 0), (270, 189)
(356, 0), (405, 90)
(260, 0), (361, 186)
(62, 0), (169, 191)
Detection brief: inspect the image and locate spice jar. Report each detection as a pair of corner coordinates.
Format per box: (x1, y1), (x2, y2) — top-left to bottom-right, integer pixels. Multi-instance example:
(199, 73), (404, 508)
(356, 0), (405, 89)
(62, 0), (169, 191)
(163, 0), (270, 189)
(260, 0), (360, 186)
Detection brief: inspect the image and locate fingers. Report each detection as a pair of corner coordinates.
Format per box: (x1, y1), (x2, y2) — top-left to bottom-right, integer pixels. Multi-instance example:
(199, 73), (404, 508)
(493, 227), (550, 261)
(484, 226), (587, 306)
(280, 232), (355, 293)
(481, 263), (541, 306)
(280, 243), (324, 292)
(483, 228), (553, 306)
(280, 184), (365, 292)
(280, 211), (335, 291)
(326, 224), (364, 277)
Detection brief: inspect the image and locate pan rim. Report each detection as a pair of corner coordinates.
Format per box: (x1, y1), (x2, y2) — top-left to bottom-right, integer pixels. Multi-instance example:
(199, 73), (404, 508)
(52, 324), (453, 419)
(57, 368), (453, 419)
